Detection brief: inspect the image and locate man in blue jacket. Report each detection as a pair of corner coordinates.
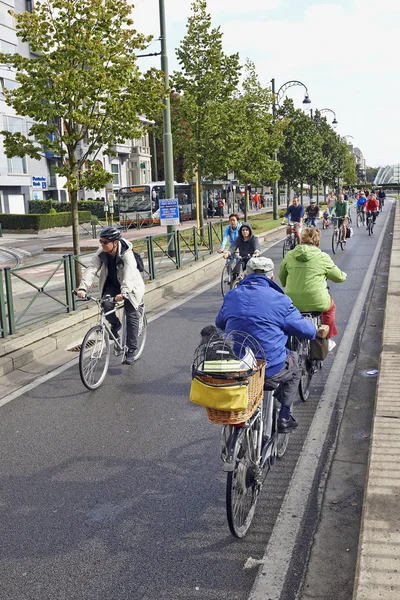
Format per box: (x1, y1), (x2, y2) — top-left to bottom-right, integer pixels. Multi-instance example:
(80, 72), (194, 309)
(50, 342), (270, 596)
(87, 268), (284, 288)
(216, 256), (316, 432)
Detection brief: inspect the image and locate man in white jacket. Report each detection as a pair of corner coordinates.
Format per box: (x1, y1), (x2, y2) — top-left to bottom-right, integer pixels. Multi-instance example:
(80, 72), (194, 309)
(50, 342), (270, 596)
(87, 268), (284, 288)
(77, 226), (145, 365)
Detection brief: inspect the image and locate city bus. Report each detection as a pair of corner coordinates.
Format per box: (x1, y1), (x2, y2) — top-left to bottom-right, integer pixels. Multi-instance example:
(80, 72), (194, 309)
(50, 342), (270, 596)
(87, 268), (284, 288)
(118, 182), (194, 226)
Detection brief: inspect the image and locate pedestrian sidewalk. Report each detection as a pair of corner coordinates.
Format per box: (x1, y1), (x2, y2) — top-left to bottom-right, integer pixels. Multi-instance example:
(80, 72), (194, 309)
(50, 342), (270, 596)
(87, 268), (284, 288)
(353, 199), (400, 599)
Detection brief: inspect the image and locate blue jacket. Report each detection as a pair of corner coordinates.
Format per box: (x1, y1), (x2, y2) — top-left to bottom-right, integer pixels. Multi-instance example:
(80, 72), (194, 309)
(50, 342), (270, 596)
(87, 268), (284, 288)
(356, 196), (367, 206)
(220, 222), (242, 250)
(284, 204), (304, 222)
(215, 274), (316, 377)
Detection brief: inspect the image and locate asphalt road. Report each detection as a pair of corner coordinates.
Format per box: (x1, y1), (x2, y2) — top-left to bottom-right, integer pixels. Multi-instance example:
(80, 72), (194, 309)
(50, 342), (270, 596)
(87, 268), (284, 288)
(0, 204), (393, 600)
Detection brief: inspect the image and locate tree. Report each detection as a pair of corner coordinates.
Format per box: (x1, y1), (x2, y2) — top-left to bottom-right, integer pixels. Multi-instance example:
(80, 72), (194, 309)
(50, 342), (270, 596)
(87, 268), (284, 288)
(0, 0), (164, 282)
(229, 60), (284, 219)
(172, 0), (241, 227)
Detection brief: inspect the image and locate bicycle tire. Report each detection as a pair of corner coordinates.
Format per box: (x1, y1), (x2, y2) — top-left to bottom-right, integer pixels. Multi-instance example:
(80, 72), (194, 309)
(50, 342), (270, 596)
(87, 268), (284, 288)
(356, 213), (362, 228)
(132, 307), (147, 361)
(221, 263), (232, 297)
(299, 341), (312, 402)
(331, 229), (338, 254)
(226, 425), (260, 538)
(276, 395), (291, 458)
(79, 325), (110, 390)
(283, 238), (292, 257)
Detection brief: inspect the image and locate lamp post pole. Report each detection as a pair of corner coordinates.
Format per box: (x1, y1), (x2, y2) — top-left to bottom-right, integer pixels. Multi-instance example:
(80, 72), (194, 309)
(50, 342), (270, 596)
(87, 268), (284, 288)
(159, 0), (176, 254)
(271, 78), (279, 220)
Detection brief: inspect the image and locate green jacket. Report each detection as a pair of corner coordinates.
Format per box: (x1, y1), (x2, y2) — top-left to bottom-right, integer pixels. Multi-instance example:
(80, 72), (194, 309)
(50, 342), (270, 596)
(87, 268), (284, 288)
(278, 244), (347, 312)
(333, 200), (349, 218)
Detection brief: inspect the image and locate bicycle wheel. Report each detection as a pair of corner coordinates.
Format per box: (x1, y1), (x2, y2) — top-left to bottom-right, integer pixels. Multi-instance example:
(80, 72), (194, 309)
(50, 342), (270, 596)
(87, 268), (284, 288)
(356, 212), (362, 228)
(299, 341), (312, 402)
(221, 262), (232, 296)
(283, 237), (292, 257)
(79, 325), (110, 390)
(331, 229), (338, 254)
(226, 425), (260, 538)
(275, 392), (291, 459)
(132, 305), (147, 361)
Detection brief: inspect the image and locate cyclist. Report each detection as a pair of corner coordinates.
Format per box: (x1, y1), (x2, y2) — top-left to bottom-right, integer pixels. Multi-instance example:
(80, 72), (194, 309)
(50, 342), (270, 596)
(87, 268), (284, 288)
(365, 193), (380, 228)
(378, 189), (386, 210)
(305, 199), (320, 227)
(327, 191), (336, 215)
(218, 213), (242, 253)
(332, 193), (349, 243)
(223, 222), (260, 275)
(279, 227), (347, 352)
(281, 196), (304, 245)
(77, 226), (145, 365)
(216, 256), (316, 432)
(355, 191), (367, 222)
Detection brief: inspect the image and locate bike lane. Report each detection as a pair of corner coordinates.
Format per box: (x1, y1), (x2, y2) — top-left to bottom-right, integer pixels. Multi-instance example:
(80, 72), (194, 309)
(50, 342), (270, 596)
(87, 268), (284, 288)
(0, 204), (393, 600)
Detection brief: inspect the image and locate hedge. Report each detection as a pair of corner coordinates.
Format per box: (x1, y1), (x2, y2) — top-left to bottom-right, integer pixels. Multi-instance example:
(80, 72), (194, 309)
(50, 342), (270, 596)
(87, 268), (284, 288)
(0, 211), (92, 231)
(28, 199), (119, 219)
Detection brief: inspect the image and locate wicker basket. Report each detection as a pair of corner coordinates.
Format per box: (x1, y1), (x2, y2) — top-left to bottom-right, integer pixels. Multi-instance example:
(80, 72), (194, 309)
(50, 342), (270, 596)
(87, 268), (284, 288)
(202, 360), (266, 425)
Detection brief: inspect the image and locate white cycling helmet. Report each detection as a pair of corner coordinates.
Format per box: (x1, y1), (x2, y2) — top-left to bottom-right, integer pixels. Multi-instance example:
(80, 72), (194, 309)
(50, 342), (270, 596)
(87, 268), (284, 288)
(246, 256), (274, 276)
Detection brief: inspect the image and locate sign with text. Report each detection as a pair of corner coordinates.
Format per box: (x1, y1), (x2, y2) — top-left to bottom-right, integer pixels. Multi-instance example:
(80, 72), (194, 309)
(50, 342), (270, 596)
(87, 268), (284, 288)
(160, 198), (179, 226)
(32, 176), (47, 190)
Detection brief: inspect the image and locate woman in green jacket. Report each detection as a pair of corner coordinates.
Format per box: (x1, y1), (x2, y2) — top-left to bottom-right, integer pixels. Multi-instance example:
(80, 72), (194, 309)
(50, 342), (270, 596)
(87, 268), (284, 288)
(278, 227), (346, 351)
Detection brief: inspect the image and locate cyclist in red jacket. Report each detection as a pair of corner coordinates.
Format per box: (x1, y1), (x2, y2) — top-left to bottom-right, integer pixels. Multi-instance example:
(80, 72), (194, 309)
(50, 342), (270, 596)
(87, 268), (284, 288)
(365, 193), (379, 228)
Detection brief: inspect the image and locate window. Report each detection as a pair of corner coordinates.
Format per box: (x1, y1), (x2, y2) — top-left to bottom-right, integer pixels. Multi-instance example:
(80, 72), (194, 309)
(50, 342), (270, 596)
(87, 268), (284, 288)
(7, 156), (27, 174)
(0, 3), (15, 28)
(1, 78), (20, 93)
(111, 163), (119, 185)
(25, 0), (33, 12)
(7, 116), (24, 133)
(0, 40), (16, 54)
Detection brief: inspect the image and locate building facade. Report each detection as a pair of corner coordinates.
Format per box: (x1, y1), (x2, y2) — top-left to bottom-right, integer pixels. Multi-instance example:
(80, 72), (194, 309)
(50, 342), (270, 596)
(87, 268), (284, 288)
(0, 0), (152, 214)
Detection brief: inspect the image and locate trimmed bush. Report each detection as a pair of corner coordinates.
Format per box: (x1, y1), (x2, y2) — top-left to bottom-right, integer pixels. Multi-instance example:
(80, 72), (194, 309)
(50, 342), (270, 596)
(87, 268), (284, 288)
(28, 199), (119, 219)
(0, 211), (91, 231)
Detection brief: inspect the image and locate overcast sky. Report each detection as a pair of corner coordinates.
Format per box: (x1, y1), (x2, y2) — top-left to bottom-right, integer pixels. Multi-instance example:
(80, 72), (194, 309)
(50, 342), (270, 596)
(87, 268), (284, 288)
(132, 0), (400, 168)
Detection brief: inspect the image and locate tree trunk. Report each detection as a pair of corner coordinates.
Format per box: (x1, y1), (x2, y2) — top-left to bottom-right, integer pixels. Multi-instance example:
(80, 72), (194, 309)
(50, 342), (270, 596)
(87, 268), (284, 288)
(244, 183), (249, 222)
(286, 181), (290, 207)
(70, 187), (82, 286)
(300, 181), (304, 205)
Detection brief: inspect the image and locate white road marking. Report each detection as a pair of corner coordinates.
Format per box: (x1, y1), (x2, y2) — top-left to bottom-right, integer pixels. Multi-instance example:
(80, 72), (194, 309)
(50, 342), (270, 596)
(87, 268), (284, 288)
(248, 204), (392, 600)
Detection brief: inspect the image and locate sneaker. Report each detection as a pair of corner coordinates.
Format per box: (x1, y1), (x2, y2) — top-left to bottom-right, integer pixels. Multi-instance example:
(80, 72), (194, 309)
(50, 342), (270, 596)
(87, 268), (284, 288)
(110, 323), (121, 340)
(328, 339), (336, 352)
(123, 350), (135, 365)
(278, 415), (298, 434)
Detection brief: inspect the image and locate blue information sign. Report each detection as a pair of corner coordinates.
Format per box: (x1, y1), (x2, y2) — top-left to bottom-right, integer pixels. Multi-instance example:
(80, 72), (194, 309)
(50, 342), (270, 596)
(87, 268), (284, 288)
(159, 198), (179, 226)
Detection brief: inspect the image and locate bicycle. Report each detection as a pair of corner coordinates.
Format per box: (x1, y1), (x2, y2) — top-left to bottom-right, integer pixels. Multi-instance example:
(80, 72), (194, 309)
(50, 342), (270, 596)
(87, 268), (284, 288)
(77, 294), (147, 390)
(366, 211), (376, 236)
(191, 331), (291, 538)
(331, 217), (346, 254)
(221, 255), (251, 297)
(282, 224), (297, 257)
(356, 207), (365, 228)
(289, 313), (323, 402)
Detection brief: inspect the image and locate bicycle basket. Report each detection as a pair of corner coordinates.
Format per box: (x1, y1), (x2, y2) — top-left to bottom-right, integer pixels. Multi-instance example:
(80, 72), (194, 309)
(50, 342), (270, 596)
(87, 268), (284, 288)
(190, 329), (266, 424)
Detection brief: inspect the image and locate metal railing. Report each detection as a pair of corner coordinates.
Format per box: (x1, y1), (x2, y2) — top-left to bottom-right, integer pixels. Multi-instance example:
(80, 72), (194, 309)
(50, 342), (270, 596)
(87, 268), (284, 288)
(0, 218), (251, 338)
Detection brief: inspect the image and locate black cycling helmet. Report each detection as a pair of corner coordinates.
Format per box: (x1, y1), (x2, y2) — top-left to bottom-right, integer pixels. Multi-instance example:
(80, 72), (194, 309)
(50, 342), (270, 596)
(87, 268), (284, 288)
(99, 226), (121, 241)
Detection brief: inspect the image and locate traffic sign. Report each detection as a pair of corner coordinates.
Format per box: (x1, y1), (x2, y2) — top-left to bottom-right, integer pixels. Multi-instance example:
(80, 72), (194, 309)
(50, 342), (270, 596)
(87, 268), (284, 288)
(160, 198), (179, 226)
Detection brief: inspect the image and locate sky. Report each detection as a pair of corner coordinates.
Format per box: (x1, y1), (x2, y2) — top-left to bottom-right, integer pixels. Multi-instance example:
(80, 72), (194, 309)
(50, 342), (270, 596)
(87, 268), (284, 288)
(132, 0), (400, 167)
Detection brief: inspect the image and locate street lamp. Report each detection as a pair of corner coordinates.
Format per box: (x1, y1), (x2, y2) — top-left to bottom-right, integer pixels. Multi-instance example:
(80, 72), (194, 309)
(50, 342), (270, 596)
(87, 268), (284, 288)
(271, 79), (311, 218)
(320, 108), (338, 126)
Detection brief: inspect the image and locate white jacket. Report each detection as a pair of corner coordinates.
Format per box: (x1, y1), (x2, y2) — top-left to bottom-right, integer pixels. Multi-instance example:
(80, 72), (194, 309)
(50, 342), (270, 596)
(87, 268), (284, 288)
(78, 239), (145, 309)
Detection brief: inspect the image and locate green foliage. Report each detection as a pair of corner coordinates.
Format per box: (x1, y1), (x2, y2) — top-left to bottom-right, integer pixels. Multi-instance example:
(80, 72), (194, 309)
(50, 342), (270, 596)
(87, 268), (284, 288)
(366, 166), (379, 183)
(49, 207), (57, 214)
(0, 0), (164, 259)
(28, 200), (119, 218)
(172, 0), (241, 182)
(229, 60), (284, 186)
(0, 211), (91, 230)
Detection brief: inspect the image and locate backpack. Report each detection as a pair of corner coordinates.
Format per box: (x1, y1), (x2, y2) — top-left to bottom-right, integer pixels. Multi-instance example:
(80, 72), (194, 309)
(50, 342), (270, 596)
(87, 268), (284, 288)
(134, 251), (144, 272)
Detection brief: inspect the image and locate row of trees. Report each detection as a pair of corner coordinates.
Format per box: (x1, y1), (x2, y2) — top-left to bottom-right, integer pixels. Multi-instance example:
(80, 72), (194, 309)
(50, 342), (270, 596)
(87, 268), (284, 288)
(0, 0), (357, 268)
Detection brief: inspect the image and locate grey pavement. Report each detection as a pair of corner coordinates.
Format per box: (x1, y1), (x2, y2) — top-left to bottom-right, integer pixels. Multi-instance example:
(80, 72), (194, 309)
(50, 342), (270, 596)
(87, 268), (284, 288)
(0, 201), (393, 599)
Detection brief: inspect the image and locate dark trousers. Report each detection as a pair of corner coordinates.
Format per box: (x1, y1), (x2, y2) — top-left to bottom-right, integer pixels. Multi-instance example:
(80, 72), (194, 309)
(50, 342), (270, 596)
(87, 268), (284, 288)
(264, 351), (300, 407)
(102, 284), (139, 352)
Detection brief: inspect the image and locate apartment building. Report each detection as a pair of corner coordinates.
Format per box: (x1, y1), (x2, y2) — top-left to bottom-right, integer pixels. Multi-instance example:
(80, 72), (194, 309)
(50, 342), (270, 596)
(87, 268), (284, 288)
(0, 0), (153, 213)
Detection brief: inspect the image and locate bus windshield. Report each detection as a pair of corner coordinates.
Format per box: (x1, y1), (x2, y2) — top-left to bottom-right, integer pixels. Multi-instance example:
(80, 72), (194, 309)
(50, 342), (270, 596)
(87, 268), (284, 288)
(119, 187), (151, 212)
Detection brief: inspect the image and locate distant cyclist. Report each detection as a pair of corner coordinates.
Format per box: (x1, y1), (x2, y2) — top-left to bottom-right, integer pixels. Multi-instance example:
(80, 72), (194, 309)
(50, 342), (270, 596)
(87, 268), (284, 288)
(218, 213), (242, 253)
(77, 226), (145, 365)
(305, 199), (320, 227)
(365, 193), (380, 228)
(378, 189), (386, 210)
(223, 222), (260, 275)
(355, 191), (367, 217)
(281, 196), (304, 245)
(332, 193), (349, 242)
